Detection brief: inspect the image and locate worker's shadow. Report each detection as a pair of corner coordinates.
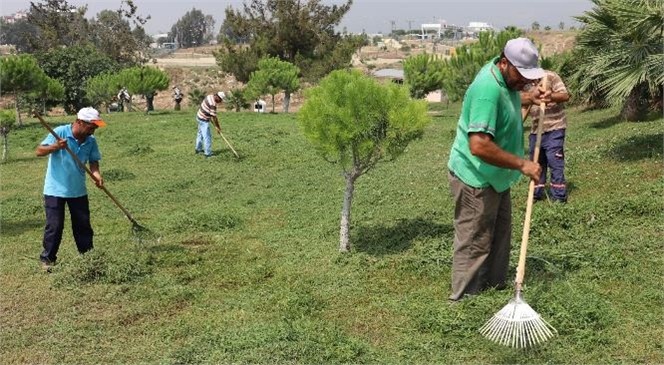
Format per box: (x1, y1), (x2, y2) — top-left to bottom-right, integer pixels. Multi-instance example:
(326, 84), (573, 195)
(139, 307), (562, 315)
(353, 217), (452, 256)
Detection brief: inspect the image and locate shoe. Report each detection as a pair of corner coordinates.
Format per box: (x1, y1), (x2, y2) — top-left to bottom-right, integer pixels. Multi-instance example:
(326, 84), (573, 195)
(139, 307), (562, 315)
(40, 260), (54, 273)
(195, 150), (203, 154)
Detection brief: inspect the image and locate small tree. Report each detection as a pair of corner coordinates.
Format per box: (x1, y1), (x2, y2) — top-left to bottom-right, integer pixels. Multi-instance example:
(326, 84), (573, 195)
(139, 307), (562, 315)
(117, 66), (170, 112)
(298, 70), (431, 252)
(0, 55), (53, 126)
(225, 88), (251, 112)
(403, 53), (445, 99)
(247, 57), (301, 113)
(0, 109), (15, 162)
(86, 72), (120, 111)
(24, 76), (65, 116)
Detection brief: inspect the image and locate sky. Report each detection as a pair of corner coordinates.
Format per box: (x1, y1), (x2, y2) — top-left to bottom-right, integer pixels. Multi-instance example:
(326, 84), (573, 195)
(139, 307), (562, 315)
(1, 0), (594, 35)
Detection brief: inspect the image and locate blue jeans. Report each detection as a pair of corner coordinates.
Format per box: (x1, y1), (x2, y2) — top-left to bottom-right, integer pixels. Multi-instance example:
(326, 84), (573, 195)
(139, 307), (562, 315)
(195, 118), (212, 156)
(529, 129), (567, 201)
(41, 195), (93, 263)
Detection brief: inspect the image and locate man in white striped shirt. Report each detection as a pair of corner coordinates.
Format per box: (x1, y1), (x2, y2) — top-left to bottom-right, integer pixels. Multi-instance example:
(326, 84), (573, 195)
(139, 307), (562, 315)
(195, 91), (226, 157)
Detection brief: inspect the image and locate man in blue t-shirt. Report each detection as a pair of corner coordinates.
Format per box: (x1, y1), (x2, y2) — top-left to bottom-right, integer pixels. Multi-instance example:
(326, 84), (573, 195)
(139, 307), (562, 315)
(447, 38), (548, 301)
(36, 107), (106, 272)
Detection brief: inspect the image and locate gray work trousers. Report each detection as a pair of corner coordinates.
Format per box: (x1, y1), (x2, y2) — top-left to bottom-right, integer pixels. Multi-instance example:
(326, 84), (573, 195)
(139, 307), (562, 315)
(448, 171), (512, 301)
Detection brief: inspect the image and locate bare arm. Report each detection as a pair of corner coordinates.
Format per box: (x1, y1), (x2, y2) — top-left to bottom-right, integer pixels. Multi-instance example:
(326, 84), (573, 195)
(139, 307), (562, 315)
(469, 132), (541, 181)
(211, 115), (221, 133)
(89, 161), (103, 188)
(36, 139), (67, 156)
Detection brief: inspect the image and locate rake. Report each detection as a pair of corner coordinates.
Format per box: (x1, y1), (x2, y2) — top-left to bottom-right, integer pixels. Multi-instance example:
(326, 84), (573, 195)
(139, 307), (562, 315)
(35, 113), (156, 243)
(479, 77), (557, 348)
(217, 128), (240, 159)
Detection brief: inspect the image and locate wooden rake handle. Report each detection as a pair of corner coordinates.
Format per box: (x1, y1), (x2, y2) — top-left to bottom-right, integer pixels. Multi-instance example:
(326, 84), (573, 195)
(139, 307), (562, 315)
(217, 129), (240, 159)
(515, 75), (549, 289)
(35, 114), (140, 226)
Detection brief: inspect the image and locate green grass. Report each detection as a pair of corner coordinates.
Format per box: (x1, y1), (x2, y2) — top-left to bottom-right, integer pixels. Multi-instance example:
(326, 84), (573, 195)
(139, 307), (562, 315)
(1, 104), (662, 364)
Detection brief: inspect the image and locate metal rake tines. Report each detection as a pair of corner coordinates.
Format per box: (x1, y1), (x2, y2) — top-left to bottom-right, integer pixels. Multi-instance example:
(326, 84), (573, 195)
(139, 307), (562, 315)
(480, 298), (557, 348)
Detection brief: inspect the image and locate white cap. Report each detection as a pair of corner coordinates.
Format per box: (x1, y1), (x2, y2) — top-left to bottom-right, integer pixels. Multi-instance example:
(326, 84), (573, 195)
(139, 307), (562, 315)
(77, 107), (106, 127)
(216, 91), (226, 101)
(503, 37), (545, 80)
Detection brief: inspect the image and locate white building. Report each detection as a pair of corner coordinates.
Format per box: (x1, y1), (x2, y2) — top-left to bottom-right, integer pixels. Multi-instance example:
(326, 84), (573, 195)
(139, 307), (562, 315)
(420, 23), (443, 39)
(467, 21), (494, 33)
(2, 10), (28, 24)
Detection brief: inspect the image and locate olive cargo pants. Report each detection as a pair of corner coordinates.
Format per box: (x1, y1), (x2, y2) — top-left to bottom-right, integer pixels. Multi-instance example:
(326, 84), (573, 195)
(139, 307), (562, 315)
(448, 171), (512, 301)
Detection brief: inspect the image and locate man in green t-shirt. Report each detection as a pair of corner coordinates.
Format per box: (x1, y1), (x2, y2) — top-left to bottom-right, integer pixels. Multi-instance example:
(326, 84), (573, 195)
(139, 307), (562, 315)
(447, 37), (548, 301)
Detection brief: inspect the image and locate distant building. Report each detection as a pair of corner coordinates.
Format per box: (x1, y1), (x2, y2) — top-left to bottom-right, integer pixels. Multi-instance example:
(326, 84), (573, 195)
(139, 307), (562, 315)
(420, 23), (443, 39)
(2, 10), (28, 24)
(467, 21), (494, 33)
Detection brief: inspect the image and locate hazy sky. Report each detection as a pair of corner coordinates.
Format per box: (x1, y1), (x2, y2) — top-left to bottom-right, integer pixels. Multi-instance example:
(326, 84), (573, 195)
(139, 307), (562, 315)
(1, 0), (594, 35)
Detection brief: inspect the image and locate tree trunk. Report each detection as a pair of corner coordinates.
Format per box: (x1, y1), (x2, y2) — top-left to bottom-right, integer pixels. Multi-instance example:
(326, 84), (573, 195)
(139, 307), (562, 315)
(14, 96), (22, 127)
(2, 133), (8, 162)
(621, 84), (648, 121)
(339, 170), (359, 252)
(284, 91), (291, 113)
(271, 94), (276, 113)
(146, 94), (155, 112)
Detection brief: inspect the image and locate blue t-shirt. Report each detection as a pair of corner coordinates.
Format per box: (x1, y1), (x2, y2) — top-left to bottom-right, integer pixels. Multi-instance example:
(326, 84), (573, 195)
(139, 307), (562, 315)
(41, 124), (101, 198)
(447, 57), (524, 193)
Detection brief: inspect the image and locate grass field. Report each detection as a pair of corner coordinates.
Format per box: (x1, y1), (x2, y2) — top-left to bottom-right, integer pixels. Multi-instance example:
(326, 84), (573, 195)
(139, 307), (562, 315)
(1, 104), (662, 364)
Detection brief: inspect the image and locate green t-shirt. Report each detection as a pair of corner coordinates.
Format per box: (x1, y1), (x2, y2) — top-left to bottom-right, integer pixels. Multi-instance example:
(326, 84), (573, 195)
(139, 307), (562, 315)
(447, 57), (524, 193)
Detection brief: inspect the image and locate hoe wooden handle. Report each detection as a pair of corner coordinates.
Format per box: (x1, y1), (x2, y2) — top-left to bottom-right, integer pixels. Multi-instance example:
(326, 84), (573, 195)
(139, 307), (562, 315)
(217, 129), (240, 159)
(515, 75), (549, 288)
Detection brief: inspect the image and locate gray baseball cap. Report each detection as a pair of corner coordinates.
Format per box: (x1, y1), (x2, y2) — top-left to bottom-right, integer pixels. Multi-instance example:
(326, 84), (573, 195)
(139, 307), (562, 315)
(503, 37), (545, 80)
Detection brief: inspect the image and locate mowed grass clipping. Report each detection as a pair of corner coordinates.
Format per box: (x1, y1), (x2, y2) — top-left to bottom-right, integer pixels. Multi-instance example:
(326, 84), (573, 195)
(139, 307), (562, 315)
(1, 105), (662, 364)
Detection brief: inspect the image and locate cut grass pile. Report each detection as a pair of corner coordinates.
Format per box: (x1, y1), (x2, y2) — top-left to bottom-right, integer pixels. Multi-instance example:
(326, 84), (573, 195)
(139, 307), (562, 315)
(1, 104), (662, 364)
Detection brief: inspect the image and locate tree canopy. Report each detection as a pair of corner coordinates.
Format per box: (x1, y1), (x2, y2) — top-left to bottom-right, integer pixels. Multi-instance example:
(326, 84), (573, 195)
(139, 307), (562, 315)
(36, 45), (118, 113)
(571, 0), (663, 120)
(440, 28), (523, 102)
(168, 8), (216, 48)
(247, 57), (301, 113)
(0, 54), (63, 124)
(23, 0), (150, 66)
(298, 69), (430, 252)
(117, 66), (170, 112)
(215, 0), (362, 81)
(403, 53), (445, 99)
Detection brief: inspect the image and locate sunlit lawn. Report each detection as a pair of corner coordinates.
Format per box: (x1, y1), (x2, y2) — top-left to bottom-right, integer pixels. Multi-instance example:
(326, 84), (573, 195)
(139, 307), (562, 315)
(1, 104), (662, 364)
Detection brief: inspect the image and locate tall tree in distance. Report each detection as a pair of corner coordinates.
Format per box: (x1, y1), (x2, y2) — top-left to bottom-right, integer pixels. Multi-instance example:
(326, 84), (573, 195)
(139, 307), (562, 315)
(216, 0), (358, 81)
(36, 45), (118, 113)
(26, 0), (90, 52)
(26, 0), (150, 65)
(0, 19), (39, 53)
(90, 8), (151, 66)
(168, 8), (214, 48)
